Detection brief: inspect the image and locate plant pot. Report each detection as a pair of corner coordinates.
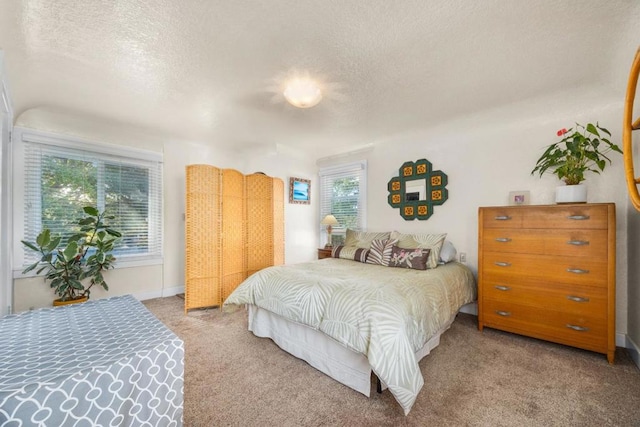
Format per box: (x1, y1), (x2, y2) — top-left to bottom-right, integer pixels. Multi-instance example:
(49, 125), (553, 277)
(53, 296), (88, 307)
(555, 184), (587, 204)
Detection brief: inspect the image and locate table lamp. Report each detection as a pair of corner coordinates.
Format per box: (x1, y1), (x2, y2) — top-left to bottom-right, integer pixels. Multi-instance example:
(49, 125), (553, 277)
(320, 214), (339, 248)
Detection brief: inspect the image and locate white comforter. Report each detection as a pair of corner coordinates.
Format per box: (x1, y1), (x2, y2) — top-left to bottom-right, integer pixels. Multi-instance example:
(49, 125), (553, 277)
(223, 258), (476, 415)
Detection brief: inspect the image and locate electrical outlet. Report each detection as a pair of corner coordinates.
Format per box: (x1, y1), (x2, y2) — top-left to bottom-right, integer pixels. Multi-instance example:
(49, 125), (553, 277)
(459, 252), (467, 263)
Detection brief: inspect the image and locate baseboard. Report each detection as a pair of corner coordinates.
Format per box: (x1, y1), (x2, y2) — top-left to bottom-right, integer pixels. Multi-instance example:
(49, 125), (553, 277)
(133, 285), (184, 302)
(616, 332), (627, 350)
(626, 335), (640, 369)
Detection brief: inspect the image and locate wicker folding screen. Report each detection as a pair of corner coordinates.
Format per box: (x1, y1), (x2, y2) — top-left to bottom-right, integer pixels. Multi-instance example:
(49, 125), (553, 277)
(246, 174), (274, 278)
(272, 178), (285, 266)
(185, 166), (284, 313)
(221, 169), (246, 303)
(185, 165), (222, 312)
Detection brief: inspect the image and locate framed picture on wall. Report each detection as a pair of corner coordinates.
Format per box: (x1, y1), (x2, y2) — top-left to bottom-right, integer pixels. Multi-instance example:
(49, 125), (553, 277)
(289, 177), (310, 204)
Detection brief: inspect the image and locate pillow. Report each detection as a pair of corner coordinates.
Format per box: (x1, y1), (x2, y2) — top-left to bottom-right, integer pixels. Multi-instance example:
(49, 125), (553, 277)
(366, 238), (398, 266)
(439, 240), (457, 264)
(331, 245), (370, 263)
(388, 246), (431, 270)
(389, 231), (447, 269)
(344, 229), (391, 249)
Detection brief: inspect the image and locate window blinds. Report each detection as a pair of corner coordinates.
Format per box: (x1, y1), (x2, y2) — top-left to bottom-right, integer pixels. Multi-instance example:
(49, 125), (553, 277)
(22, 138), (163, 265)
(319, 160), (367, 235)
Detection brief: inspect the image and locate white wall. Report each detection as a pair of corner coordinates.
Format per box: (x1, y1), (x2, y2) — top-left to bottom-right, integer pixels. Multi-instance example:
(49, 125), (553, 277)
(343, 87), (630, 337)
(242, 144), (319, 264)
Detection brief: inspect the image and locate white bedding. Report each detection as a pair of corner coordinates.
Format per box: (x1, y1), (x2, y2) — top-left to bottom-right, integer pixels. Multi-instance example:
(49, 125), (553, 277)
(224, 259), (476, 414)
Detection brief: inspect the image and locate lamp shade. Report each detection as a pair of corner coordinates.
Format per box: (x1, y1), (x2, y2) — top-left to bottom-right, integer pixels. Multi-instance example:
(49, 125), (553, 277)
(320, 214), (339, 226)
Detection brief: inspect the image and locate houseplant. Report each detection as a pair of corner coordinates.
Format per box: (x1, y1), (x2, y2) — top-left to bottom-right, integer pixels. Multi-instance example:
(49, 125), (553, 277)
(21, 206), (122, 305)
(531, 123), (622, 203)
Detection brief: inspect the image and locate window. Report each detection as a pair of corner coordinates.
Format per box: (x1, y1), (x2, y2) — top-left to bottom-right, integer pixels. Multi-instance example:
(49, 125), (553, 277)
(319, 160), (367, 246)
(18, 130), (163, 266)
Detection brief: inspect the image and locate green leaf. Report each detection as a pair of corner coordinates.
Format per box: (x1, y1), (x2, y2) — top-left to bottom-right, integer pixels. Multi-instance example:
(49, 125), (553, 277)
(63, 242), (79, 262)
(21, 240), (40, 252)
(83, 206), (99, 216)
(46, 236), (62, 252)
(78, 218), (95, 226)
(36, 229), (51, 248)
(106, 228), (122, 237)
(22, 262), (39, 274)
(70, 279), (84, 290)
(586, 123), (600, 136)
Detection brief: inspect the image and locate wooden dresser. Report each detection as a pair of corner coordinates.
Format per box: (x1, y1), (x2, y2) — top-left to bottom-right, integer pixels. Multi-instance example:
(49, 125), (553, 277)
(478, 203), (616, 363)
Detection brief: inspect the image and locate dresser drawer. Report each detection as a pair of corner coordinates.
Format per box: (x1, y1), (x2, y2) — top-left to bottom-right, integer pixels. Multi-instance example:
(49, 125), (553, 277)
(482, 299), (607, 352)
(482, 280), (607, 317)
(482, 252), (607, 288)
(482, 228), (608, 258)
(481, 205), (609, 230)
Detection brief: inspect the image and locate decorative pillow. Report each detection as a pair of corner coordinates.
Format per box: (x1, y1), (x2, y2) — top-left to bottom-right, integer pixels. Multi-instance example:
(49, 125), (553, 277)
(331, 245), (370, 263)
(388, 246), (431, 270)
(389, 231), (447, 269)
(439, 240), (457, 264)
(344, 229), (391, 249)
(366, 238), (398, 266)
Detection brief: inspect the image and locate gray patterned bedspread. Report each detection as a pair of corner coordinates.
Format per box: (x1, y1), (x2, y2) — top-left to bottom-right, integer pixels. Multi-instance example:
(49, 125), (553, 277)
(224, 259), (476, 415)
(0, 294), (184, 426)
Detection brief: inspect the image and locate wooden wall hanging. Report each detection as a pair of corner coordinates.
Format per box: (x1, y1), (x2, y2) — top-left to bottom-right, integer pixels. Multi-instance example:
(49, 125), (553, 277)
(387, 159), (448, 220)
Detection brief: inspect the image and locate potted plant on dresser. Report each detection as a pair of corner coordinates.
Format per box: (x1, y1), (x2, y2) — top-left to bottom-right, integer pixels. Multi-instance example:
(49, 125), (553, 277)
(21, 206), (122, 306)
(531, 123), (623, 203)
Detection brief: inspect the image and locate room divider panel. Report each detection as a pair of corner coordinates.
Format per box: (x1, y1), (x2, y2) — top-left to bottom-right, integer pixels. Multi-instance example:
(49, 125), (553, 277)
(185, 165), (284, 312)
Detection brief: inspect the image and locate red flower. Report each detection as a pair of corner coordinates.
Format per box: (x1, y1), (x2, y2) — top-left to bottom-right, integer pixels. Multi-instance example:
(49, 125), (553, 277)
(557, 128), (568, 137)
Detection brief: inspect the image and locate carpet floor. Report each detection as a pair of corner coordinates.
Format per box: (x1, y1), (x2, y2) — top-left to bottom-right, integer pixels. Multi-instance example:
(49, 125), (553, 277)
(143, 296), (640, 427)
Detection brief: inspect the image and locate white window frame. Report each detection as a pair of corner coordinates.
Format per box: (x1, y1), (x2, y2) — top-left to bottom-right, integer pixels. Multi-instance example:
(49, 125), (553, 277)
(0, 50), (14, 314)
(318, 160), (367, 246)
(12, 128), (164, 277)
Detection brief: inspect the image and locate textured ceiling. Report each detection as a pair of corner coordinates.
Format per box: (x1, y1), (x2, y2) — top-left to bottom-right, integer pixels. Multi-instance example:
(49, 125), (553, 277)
(0, 0), (638, 158)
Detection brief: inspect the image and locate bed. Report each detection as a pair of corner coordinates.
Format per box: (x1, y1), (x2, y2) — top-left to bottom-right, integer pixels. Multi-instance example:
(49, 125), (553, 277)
(0, 294), (184, 426)
(223, 241), (476, 415)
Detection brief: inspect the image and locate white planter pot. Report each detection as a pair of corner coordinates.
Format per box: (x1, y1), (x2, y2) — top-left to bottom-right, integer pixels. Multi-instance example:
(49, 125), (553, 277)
(555, 184), (587, 204)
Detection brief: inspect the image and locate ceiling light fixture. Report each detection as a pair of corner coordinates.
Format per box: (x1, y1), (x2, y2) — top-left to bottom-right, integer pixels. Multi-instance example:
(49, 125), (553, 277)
(283, 77), (322, 108)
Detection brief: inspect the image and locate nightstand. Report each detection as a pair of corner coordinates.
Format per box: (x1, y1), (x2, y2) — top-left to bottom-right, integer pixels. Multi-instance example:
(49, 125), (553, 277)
(318, 248), (332, 259)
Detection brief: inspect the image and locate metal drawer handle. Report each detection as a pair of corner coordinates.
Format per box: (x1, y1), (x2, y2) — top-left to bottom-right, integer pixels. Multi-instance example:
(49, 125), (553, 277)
(494, 262), (512, 267)
(567, 240), (590, 246)
(495, 237), (512, 242)
(567, 295), (590, 303)
(567, 215), (590, 220)
(494, 215), (512, 221)
(566, 324), (590, 332)
(494, 285), (511, 291)
(566, 268), (589, 274)
(496, 310), (511, 317)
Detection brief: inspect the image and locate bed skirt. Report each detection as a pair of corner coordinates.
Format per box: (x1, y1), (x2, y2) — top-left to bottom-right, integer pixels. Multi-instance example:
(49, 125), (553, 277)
(247, 304), (455, 396)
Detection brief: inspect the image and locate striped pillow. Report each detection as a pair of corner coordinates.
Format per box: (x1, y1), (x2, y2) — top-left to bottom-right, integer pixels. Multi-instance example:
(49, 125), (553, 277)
(366, 239), (398, 266)
(344, 229), (391, 249)
(331, 245), (370, 263)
